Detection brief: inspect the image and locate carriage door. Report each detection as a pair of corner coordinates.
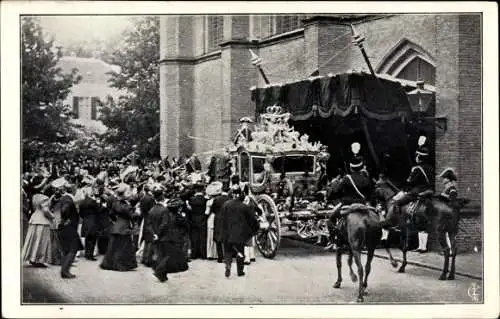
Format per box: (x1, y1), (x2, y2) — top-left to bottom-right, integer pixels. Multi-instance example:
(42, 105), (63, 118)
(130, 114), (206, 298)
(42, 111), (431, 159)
(239, 152), (250, 183)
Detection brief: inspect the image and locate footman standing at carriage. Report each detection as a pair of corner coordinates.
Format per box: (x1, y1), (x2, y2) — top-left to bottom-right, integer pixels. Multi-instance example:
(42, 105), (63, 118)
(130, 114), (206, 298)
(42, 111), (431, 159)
(389, 136), (434, 253)
(233, 117), (254, 145)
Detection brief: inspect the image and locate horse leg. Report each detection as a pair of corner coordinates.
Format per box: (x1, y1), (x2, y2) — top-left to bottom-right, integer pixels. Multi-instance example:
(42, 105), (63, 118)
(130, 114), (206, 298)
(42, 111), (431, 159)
(438, 231), (450, 280)
(398, 230), (408, 273)
(333, 248), (342, 288)
(363, 248), (375, 295)
(383, 230), (398, 268)
(447, 232), (457, 280)
(352, 250), (365, 302)
(347, 250), (358, 282)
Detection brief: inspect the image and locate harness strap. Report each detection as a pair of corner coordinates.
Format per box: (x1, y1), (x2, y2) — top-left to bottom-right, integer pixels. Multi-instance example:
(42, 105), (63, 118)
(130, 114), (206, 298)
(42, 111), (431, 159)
(346, 174), (366, 200)
(415, 165), (430, 185)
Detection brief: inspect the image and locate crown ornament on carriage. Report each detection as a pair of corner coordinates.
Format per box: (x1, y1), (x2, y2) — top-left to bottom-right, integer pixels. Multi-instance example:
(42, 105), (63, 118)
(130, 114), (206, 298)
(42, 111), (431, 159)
(266, 105), (283, 114)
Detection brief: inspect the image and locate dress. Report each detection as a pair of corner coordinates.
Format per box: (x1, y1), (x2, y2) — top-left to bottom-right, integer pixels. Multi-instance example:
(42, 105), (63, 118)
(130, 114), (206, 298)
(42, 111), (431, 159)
(153, 201), (190, 281)
(205, 199), (217, 259)
(22, 208), (52, 264)
(100, 197), (138, 271)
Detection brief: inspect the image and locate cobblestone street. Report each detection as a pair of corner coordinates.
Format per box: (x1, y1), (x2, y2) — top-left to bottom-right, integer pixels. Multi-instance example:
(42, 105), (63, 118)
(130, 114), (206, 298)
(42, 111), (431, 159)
(23, 238), (482, 304)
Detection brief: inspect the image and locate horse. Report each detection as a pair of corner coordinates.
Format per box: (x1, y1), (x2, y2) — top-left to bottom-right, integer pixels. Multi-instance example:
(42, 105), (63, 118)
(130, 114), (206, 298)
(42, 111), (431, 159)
(374, 181), (469, 280)
(330, 204), (382, 302)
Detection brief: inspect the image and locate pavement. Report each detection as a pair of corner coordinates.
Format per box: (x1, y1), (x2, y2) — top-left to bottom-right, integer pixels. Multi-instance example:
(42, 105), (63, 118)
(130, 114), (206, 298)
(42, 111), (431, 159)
(22, 238), (483, 304)
(371, 248), (482, 280)
(285, 236), (483, 279)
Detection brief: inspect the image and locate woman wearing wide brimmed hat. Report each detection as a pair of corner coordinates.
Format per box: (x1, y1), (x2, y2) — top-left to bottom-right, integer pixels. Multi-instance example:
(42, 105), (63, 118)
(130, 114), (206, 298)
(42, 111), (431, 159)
(100, 183), (138, 272)
(22, 194), (54, 267)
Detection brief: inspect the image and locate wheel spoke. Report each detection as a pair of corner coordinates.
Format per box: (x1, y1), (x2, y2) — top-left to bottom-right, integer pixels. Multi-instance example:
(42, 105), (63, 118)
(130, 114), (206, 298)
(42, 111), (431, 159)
(267, 231), (275, 252)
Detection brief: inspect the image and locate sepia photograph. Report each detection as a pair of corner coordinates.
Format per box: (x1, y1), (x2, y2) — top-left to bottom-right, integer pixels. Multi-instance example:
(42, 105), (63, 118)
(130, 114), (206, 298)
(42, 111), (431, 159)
(1, 1), (498, 318)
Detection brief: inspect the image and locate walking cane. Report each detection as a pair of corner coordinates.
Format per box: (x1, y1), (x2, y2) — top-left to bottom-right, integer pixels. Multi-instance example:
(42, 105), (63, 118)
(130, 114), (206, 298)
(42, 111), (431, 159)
(233, 246), (244, 258)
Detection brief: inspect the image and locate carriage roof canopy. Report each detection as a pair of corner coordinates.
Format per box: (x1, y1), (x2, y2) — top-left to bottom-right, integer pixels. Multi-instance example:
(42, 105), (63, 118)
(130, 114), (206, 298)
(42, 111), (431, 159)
(251, 71), (429, 121)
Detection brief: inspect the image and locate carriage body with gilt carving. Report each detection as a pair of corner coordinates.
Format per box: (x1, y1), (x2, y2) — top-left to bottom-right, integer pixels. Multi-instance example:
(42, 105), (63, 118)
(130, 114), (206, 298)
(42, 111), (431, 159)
(215, 105), (335, 259)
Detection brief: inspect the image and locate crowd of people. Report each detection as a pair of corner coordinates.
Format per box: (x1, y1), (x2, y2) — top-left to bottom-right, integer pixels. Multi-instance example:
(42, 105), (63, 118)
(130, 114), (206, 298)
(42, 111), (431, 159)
(21, 134), (460, 281)
(21, 152), (262, 281)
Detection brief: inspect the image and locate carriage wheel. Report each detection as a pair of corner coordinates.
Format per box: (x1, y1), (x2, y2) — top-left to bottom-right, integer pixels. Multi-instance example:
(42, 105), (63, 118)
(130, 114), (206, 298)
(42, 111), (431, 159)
(255, 194), (281, 259)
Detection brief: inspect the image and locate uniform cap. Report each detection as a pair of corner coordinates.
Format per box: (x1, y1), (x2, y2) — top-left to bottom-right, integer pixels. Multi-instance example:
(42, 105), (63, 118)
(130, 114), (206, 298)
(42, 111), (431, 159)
(439, 167), (457, 181)
(239, 117), (254, 123)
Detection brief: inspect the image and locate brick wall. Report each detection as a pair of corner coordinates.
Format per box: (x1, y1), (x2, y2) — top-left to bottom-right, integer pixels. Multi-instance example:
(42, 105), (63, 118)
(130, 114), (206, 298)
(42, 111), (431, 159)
(458, 14), (482, 206)
(193, 58), (223, 157)
(258, 36), (306, 85)
(352, 15), (437, 72)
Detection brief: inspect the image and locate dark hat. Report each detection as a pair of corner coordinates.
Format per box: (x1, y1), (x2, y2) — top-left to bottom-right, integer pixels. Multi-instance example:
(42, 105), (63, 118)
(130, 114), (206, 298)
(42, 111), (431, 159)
(152, 183), (166, 198)
(439, 167), (457, 181)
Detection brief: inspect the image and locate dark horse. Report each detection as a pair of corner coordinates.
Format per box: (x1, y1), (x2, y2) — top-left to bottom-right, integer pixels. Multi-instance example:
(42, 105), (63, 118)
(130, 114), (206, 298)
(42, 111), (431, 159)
(330, 204), (382, 302)
(374, 181), (469, 280)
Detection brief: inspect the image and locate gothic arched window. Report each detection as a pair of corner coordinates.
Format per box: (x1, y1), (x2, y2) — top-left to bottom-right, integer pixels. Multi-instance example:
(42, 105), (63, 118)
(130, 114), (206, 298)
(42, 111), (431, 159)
(376, 38), (436, 86)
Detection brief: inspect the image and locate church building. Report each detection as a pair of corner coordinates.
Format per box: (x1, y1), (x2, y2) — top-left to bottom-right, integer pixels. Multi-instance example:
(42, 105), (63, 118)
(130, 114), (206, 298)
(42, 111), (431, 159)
(158, 14), (481, 251)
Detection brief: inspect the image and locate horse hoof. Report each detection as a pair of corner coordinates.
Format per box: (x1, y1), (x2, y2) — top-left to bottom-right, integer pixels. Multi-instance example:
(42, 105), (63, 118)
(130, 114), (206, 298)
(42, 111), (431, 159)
(357, 297), (364, 303)
(391, 261), (398, 268)
(438, 274), (446, 280)
(333, 282), (341, 289)
(350, 274), (358, 283)
(397, 267), (405, 273)
(447, 274), (455, 280)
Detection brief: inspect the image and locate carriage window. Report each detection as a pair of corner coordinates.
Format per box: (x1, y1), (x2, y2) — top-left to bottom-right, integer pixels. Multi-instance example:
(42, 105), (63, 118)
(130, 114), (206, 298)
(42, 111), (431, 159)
(240, 153), (250, 183)
(251, 157), (266, 184)
(272, 155), (315, 173)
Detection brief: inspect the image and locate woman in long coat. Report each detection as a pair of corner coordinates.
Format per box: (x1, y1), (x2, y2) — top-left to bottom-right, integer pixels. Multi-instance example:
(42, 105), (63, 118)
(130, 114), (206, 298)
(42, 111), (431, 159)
(100, 184), (138, 271)
(153, 197), (190, 282)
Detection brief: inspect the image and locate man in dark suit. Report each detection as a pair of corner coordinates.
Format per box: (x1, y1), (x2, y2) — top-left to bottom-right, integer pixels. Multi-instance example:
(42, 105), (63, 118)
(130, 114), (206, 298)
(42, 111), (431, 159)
(212, 185), (232, 263)
(57, 183), (83, 279)
(143, 185), (166, 267)
(220, 187), (259, 278)
(79, 188), (102, 261)
(188, 183), (207, 260)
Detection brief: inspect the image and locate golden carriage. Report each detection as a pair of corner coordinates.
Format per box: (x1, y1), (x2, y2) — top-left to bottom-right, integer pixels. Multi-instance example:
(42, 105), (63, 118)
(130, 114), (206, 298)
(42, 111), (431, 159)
(213, 105), (335, 259)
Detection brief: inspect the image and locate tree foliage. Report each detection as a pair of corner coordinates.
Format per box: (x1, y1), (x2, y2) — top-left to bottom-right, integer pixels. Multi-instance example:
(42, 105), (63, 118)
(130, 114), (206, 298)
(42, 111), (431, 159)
(99, 16), (160, 159)
(22, 17), (81, 144)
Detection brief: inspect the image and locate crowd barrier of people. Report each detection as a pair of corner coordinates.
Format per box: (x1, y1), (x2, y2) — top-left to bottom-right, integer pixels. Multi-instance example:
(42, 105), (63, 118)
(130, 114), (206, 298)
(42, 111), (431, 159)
(21, 153), (261, 280)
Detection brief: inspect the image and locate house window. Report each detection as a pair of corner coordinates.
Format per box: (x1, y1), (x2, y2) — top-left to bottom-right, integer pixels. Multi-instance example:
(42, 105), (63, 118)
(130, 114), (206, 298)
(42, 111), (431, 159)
(206, 15), (224, 52)
(72, 96), (80, 119)
(91, 97), (99, 120)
